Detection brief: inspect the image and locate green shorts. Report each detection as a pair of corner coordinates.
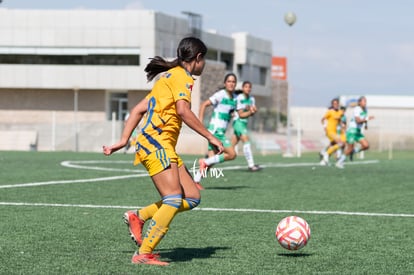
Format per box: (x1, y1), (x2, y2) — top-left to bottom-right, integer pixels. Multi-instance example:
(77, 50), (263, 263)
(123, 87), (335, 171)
(346, 129), (365, 144)
(208, 132), (232, 151)
(233, 120), (248, 137)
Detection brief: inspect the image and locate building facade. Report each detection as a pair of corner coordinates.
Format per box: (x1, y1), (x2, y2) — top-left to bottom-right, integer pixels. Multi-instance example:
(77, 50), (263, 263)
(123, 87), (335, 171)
(0, 9), (273, 153)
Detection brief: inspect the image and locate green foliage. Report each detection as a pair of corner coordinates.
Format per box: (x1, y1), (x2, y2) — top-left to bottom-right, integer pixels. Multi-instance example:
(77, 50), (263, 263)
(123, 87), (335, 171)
(0, 151), (413, 274)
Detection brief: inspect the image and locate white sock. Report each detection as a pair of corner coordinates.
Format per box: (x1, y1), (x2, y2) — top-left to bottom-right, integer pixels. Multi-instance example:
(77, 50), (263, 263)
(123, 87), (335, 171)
(204, 154), (221, 166)
(243, 143), (255, 168)
(323, 152), (329, 162)
(193, 171), (202, 183)
(336, 149), (342, 159)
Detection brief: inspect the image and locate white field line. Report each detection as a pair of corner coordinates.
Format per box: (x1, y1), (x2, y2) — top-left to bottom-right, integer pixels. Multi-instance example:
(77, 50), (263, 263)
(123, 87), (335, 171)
(61, 159), (380, 173)
(0, 201), (412, 218)
(0, 174), (147, 189)
(60, 160), (145, 173)
(220, 159), (379, 170)
(0, 160), (379, 189)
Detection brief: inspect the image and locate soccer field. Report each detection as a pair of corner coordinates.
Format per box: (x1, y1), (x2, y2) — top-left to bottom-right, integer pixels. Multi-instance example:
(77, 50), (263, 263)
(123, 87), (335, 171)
(0, 151), (413, 274)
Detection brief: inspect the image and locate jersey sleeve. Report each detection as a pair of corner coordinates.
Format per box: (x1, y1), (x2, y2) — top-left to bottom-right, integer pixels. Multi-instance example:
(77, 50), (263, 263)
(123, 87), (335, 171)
(169, 71), (193, 103)
(209, 90), (222, 106)
(236, 94), (245, 110)
(323, 110), (331, 119)
(353, 106), (362, 119)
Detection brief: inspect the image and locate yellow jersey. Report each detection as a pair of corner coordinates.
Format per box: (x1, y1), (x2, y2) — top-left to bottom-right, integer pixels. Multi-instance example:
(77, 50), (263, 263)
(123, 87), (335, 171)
(323, 108), (344, 134)
(135, 66), (193, 161)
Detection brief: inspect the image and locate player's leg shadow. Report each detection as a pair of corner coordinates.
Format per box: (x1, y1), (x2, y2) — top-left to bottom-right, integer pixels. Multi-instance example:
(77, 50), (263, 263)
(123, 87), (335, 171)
(157, 246), (231, 262)
(204, 185), (250, 190)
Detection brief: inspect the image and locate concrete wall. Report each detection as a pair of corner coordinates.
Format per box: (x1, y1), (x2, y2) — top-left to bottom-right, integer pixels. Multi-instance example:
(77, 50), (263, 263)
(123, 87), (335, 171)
(291, 106), (414, 151)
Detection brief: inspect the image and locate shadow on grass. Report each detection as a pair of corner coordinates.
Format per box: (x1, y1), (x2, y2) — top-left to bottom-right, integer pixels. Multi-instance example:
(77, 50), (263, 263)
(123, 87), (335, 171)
(277, 252), (313, 257)
(157, 246), (231, 262)
(204, 185), (250, 190)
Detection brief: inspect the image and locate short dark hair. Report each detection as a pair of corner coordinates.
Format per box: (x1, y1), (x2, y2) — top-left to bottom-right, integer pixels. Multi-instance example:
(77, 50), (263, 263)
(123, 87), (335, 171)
(242, 81), (252, 87)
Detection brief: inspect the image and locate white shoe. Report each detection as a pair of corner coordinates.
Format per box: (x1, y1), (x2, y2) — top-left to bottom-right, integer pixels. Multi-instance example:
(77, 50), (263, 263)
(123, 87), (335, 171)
(322, 153), (329, 164)
(335, 162), (344, 169)
(319, 160), (328, 166)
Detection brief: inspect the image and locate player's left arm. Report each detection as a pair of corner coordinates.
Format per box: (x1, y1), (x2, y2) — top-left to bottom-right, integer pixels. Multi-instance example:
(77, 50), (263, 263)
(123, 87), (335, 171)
(250, 97), (257, 113)
(238, 97), (256, 118)
(355, 115), (374, 124)
(177, 99), (223, 154)
(237, 106), (256, 118)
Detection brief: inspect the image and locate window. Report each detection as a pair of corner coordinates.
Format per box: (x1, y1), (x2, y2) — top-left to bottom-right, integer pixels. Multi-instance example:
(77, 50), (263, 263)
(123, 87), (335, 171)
(220, 52), (233, 71)
(237, 64), (267, 86)
(0, 47), (140, 66)
(108, 92), (128, 121)
(205, 49), (218, 61)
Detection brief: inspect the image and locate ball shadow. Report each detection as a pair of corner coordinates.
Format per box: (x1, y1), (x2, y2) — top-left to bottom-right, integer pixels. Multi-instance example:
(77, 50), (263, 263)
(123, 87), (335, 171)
(277, 252), (313, 257)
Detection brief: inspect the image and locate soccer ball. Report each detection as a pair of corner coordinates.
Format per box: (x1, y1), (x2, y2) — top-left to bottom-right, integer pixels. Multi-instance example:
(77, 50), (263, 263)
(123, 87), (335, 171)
(276, 216), (311, 250)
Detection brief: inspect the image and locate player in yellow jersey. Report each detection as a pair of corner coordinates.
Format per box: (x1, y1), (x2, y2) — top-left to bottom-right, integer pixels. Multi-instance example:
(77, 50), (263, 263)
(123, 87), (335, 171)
(103, 37), (223, 266)
(319, 98), (344, 166)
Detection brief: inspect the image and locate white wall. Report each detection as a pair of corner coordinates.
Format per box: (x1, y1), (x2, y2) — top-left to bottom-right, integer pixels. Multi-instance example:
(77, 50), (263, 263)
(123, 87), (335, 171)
(0, 9), (160, 90)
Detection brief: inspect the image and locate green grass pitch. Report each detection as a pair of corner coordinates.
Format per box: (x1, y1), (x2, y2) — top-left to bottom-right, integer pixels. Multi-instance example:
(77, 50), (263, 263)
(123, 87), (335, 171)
(0, 150), (413, 274)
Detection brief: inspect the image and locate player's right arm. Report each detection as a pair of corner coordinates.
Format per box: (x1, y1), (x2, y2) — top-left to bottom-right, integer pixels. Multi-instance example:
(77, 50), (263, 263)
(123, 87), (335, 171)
(103, 98), (148, 155)
(321, 110), (329, 125)
(198, 99), (212, 126)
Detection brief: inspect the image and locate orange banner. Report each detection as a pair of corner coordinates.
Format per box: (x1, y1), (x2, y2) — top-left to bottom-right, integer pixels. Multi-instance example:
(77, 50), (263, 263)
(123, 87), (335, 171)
(272, 56), (287, 80)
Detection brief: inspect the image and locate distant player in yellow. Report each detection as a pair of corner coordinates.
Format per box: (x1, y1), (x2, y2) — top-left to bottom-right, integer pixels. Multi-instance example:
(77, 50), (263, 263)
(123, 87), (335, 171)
(103, 37), (223, 266)
(319, 98), (344, 166)
(336, 106), (347, 159)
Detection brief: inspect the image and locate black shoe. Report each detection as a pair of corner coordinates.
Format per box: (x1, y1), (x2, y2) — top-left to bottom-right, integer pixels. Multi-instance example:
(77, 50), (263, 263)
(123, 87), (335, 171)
(349, 151), (354, 161)
(248, 165), (262, 172)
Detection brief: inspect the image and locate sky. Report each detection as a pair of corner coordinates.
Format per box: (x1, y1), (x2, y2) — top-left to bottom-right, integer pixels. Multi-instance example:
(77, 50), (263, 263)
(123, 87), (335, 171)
(1, 0), (414, 106)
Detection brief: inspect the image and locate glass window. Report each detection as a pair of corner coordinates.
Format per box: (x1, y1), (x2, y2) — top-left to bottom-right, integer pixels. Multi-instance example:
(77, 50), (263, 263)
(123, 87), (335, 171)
(108, 92), (128, 121)
(238, 64), (267, 86)
(0, 54), (140, 66)
(221, 52), (233, 71)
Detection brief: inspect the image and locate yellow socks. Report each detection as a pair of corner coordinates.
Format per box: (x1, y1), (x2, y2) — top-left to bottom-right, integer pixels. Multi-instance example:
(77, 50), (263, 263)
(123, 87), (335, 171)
(138, 201), (162, 221)
(139, 195), (182, 254)
(327, 144), (340, 156)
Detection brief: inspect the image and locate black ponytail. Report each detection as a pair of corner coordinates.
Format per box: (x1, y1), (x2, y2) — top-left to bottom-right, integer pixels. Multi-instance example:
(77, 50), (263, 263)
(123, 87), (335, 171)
(144, 57), (179, 82)
(144, 37), (207, 82)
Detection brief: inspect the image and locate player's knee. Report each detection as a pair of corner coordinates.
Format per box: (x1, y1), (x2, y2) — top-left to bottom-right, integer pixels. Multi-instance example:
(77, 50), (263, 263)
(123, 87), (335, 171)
(184, 198), (201, 209)
(162, 194), (183, 209)
(227, 151), (237, 160)
(361, 141), (369, 150)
